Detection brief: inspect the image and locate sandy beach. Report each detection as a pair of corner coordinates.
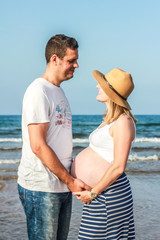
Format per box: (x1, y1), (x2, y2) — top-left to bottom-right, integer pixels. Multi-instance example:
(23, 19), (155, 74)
(0, 172), (159, 240)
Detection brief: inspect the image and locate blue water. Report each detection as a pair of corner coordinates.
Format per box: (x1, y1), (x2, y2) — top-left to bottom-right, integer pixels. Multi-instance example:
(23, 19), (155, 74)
(0, 115), (160, 239)
(0, 115), (160, 178)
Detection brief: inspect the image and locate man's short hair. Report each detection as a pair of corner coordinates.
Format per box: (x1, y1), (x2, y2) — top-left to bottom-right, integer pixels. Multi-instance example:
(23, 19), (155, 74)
(45, 34), (79, 63)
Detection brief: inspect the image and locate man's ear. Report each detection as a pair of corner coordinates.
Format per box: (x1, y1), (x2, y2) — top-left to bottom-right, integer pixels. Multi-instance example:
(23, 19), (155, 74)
(50, 54), (58, 65)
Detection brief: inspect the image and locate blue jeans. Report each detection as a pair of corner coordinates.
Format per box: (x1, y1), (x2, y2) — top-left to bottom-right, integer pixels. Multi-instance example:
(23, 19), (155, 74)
(18, 184), (72, 240)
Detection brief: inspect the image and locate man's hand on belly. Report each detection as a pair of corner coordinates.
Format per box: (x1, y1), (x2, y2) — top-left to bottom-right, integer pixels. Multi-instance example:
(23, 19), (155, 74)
(67, 178), (91, 192)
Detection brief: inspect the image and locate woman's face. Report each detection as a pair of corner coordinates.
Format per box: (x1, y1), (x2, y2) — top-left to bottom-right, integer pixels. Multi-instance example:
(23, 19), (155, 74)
(96, 84), (109, 103)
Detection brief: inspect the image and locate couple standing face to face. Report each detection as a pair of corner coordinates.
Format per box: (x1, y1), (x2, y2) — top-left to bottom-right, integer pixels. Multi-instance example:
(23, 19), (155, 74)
(18, 34), (135, 240)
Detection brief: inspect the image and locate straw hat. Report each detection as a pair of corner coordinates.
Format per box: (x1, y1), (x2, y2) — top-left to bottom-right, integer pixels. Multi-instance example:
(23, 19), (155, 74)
(92, 68), (134, 110)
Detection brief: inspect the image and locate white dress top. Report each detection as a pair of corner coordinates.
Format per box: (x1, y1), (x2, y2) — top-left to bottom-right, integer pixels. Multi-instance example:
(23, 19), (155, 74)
(89, 119), (136, 164)
(89, 122), (115, 163)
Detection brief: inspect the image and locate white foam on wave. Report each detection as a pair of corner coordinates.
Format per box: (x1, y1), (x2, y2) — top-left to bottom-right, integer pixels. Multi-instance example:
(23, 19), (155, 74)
(1, 138), (89, 143)
(135, 138), (160, 143)
(73, 138), (89, 143)
(0, 154), (158, 165)
(0, 137), (160, 144)
(73, 137), (160, 144)
(0, 159), (20, 164)
(0, 138), (22, 142)
(129, 154), (159, 161)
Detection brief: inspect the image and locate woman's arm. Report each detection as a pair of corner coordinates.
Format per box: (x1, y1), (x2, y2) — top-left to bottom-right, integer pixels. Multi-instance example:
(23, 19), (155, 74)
(73, 115), (135, 203)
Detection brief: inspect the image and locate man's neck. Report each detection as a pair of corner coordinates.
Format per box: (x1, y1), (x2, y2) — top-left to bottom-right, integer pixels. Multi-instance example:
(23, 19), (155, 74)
(41, 71), (61, 87)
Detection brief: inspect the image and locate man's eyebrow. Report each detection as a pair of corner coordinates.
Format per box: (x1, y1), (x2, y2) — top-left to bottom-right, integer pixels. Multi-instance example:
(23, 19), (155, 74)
(68, 58), (77, 62)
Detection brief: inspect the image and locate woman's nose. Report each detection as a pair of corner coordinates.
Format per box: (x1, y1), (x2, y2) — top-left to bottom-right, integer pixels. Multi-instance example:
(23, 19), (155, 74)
(96, 84), (100, 89)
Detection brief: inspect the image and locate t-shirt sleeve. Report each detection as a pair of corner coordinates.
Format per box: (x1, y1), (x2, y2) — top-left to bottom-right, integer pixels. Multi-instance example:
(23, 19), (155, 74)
(23, 88), (51, 125)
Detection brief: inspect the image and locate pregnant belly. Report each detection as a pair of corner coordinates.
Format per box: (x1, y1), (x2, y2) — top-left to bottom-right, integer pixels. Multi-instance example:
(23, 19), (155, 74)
(71, 147), (111, 187)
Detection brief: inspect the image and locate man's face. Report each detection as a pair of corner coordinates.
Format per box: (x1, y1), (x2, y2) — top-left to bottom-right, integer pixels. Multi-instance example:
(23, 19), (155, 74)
(56, 48), (79, 81)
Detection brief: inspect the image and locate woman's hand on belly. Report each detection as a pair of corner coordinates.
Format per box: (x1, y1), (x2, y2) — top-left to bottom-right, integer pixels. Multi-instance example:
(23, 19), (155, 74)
(73, 190), (92, 204)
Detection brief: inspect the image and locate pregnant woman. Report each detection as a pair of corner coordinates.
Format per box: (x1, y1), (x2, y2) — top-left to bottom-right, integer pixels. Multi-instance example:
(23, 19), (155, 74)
(71, 68), (136, 240)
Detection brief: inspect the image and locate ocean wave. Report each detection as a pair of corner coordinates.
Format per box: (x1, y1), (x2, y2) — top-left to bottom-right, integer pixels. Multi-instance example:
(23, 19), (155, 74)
(0, 137), (160, 144)
(135, 137), (160, 143)
(137, 123), (160, 127)
(0, 127), (21, 130)
(0, 147), (22, 151)
(0, 138), (22, 142)
(0, 137), (87, 144)
(73, 137), (160, 144)
(128, 154), (159, 161)
(0, 159), (20, 164)
(132, 146), (160, 152)
(73, 145), (85, 150)
(133, 146), (160, 150)
(125, 169), (160, 174)
(73, 133), (88, 138)
(0, 154), (159, 166)
(73, 138), (89, 143)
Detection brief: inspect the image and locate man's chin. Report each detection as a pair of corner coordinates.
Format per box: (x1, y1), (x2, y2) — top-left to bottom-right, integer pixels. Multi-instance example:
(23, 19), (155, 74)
(65, 73), (74, 80)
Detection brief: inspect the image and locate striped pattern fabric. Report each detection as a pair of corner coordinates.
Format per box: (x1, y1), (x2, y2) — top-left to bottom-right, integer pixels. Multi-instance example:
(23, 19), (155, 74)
(78, 173), (135, 240)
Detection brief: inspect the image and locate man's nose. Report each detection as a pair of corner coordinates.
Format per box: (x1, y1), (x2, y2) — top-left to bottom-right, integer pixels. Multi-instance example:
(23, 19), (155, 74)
(74, 61), (79, 68)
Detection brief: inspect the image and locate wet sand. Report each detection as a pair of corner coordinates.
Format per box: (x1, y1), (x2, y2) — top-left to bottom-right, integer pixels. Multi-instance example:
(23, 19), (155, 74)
(0, 173), (160, 240)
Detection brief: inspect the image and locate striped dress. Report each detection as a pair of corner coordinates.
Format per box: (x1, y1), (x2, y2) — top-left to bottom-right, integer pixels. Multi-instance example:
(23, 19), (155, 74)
(78, 173), (135, 240)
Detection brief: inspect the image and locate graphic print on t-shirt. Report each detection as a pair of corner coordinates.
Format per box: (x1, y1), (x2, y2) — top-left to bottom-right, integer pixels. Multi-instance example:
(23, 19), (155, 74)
(55, 101), (71, 128)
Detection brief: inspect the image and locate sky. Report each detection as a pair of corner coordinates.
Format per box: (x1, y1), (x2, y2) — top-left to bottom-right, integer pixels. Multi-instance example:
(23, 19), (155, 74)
(1, 0), (160, 115)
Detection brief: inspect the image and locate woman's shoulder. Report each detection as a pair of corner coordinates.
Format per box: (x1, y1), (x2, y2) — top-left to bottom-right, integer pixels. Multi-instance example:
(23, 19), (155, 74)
(113, 114), (135, 140)
(116, 114), (133, 125)
(112, 114), (135, 134)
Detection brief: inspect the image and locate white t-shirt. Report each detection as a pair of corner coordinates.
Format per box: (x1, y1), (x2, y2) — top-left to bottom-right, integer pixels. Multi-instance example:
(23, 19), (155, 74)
(18, 78), (72, 193)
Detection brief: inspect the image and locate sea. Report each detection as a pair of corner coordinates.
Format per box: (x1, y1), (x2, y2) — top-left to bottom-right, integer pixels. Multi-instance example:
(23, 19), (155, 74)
(0, 114), (160, 240)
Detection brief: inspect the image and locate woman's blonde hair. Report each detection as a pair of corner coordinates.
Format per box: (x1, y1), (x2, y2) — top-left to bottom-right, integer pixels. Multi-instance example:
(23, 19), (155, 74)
(103, 99), (137, 124)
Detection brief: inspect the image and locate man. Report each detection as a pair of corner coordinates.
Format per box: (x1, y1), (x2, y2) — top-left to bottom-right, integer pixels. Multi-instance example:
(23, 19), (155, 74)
(18, 34), (90, 240)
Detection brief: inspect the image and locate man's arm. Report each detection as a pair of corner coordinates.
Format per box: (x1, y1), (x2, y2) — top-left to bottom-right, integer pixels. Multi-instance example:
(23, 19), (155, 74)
(28, 122), (91, 192)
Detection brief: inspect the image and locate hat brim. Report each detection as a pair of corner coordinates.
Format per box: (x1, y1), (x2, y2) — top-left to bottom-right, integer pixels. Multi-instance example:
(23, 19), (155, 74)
(92, 70), (131, 110)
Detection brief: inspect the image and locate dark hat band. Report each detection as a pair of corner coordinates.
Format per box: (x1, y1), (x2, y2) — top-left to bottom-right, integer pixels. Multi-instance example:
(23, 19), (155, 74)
(103, 75), (127, 101)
